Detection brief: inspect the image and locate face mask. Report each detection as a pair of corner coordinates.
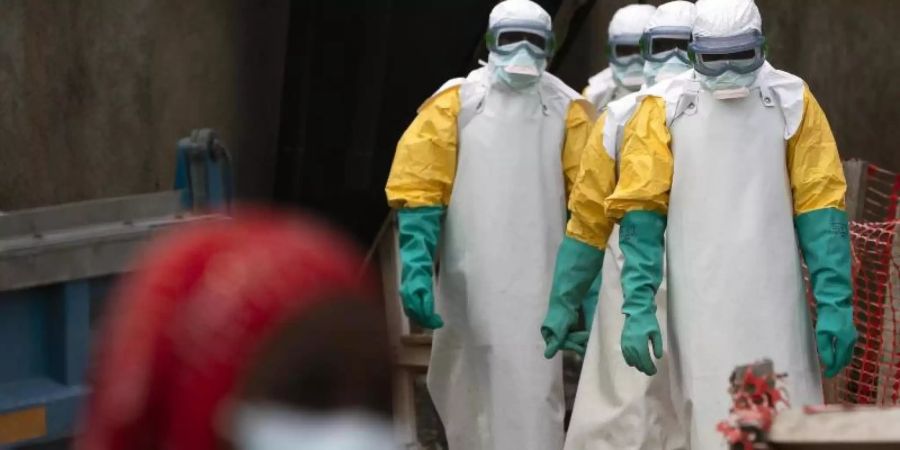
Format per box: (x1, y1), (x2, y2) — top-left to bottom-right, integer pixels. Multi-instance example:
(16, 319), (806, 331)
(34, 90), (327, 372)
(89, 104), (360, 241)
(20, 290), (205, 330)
(611, 61), (645, 90)
(489, 43), (547, 91)
(698, 69), (760, 97)
(231, 405), (396, 450)
(643, 57), (691, 86)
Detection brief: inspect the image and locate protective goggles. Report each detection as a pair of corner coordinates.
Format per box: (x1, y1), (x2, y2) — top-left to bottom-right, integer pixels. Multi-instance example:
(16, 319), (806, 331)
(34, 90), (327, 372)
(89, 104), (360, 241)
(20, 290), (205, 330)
(689, 30), (767, 77)
(607, 34), (644, 67)
(640, 26), (692, 64)
(486, 20), (555, 58)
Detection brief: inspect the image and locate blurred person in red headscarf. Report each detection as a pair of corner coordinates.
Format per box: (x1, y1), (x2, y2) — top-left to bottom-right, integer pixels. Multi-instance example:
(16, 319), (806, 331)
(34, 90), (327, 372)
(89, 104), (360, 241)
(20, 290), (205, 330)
(75, 209), (394, 450)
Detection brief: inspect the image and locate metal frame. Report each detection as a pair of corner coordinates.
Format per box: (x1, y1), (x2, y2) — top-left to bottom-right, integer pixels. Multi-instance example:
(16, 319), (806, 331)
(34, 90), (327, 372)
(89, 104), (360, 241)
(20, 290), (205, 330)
(0, 191), (229, 447)
(0, 191), (219, 291)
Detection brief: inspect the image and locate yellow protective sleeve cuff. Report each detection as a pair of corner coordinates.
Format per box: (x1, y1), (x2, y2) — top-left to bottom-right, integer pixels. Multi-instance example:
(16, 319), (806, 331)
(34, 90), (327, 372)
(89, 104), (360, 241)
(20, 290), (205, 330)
(562, 100), (595, 199)
(385, 86), (461, 208)
(604, 96), (673, 219)
(787, 85), (847, 215)
(566, 112), (616, 250)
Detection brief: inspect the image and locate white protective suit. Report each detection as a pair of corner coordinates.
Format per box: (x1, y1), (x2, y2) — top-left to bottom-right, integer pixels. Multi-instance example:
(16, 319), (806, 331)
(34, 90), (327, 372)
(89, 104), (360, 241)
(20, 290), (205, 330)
(608, 1), (824, 448)
(583, 4), (656, 110)
(424, 2), (593, 449)
(564, 3), (696, 450)
(665, 65), (823, 450)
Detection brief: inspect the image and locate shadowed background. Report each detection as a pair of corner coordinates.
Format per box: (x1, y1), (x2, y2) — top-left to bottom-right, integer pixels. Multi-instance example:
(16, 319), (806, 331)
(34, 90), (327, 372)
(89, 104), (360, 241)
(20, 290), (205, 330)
(1, 0), (896, 242)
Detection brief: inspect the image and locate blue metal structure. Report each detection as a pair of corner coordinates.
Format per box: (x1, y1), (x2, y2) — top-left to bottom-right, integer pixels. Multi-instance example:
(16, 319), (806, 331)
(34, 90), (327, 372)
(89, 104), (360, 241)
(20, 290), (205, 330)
(0, 281), (93, 446)
(174, 128), (234, 212)
(0, 130), (232, 447)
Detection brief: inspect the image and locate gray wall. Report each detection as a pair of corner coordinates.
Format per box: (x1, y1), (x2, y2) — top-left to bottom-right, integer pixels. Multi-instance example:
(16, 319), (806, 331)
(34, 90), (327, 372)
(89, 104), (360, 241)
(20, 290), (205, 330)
(2, 0), (896, 211)
(555, 0), (900, 171)
(0, 0), (289, 211)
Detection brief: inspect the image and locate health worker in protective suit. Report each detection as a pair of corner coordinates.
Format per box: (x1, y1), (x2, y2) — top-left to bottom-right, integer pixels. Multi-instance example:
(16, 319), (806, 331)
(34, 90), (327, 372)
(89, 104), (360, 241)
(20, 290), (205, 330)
(566, 3), (658, 344)
(384, 1), (595, 449)
(553, 0), (858, 448)
(548, 2), (696, 449)
(583, 4), (656, 111)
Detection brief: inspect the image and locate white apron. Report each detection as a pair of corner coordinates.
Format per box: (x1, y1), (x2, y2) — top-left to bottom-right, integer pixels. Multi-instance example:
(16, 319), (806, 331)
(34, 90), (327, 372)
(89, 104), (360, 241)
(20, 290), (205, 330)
(665, 77), (822, 449)
(565, 87), (685, 450)
(427, 67), (580, 450)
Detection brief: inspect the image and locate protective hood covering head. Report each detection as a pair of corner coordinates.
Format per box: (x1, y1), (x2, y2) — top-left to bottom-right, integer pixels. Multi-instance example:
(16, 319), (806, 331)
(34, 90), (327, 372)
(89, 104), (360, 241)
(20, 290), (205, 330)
(76, 209), (379, 450)
(691, 0), (765, 95)
(693, 0), (762, 38)
(489, 0), (552, 31)
(607, 4), (656, 89)
(645, 0), (696, 31)
(487, 0), (554, 90)
(608, 4), (657, 37)
(642, 1), (696, 85)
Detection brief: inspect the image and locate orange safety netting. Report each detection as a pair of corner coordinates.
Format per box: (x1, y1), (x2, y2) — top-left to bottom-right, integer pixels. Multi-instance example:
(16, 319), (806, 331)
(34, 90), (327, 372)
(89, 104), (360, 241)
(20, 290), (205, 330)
(833, 219), (900, 404)
(827, 164), (900, 405)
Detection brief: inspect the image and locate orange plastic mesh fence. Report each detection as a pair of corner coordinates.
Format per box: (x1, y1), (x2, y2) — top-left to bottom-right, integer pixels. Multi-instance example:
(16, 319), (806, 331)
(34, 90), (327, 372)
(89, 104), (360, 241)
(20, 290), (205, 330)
(832, 219), (900, 404)
(826, 163), (900, 405)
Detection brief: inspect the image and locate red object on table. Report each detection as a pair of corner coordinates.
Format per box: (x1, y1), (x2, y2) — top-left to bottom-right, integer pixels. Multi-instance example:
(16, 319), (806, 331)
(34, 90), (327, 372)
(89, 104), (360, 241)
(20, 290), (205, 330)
(717, 360), (789, 450)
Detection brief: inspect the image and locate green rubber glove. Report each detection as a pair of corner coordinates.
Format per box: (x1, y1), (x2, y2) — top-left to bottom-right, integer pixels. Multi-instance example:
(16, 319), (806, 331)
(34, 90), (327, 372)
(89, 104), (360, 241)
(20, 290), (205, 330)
(542, 235), (605, 358)
(562, 213), (603, 334)
(582, 272), (602, 332)
(619, 211), (666, 376)
(397, 207), (445, 329)
(796, 208), (857, 378)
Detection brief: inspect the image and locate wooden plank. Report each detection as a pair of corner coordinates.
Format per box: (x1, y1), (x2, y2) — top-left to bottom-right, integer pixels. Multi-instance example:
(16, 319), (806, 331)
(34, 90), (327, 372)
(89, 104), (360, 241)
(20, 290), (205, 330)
(842, 159), (867, 221)
(392, 370), (419, 449)
(401, 334), (433, 346)
(377, 213), (421, 448)
(396, 346), (433, 370)
(379, 212), (410, 344)
(770, 406), (900, 448)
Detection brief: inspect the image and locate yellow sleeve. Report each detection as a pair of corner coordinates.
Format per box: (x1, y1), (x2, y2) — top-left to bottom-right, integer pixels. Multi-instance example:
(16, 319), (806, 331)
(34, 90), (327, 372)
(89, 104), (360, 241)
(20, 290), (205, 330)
(566, 112), (617, 249)
(561, 100), (594, 199)
(787, 85), (846, 214)
(603, 96), (673, 219)
(385, 87), (460, 208)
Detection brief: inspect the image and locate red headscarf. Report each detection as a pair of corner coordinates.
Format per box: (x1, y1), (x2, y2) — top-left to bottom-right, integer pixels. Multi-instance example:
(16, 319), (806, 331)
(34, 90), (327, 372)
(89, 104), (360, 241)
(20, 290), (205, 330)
(76, 209), (376, 450)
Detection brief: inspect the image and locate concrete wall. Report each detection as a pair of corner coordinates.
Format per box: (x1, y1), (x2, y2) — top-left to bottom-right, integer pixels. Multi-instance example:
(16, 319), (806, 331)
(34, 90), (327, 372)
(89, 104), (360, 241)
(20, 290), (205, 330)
(3, 0), (895, 211)
(0, 0), (288, 211)
(759, 0), (898, 171)
(554, 0), (899, 171)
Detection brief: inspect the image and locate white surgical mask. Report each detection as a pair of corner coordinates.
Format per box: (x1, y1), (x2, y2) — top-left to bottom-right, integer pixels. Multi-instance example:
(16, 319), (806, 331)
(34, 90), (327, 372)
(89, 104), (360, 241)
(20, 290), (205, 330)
(231, 404), (396, 450)
(698, 68), (760, 96)
(611, 61), (645, 89)
(643, 57), (691, 86)
(489, 43), (547, 91)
